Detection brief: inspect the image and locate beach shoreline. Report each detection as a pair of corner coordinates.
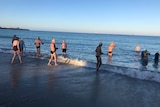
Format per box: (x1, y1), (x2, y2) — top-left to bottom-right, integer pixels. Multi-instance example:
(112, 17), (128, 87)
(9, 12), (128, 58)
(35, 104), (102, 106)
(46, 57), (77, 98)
(1, 52), (160, 107)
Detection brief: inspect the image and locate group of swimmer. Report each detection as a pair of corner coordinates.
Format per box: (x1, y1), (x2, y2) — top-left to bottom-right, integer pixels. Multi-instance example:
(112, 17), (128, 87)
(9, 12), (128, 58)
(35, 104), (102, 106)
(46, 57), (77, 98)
(11, 35), (67, 65)
(11, 34), (160, 71)
(95, 42), (160, 71)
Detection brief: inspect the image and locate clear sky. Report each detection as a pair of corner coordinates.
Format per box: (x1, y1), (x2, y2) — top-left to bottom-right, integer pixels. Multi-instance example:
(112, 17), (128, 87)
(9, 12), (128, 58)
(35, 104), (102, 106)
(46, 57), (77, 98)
(0, 0), (160, 36)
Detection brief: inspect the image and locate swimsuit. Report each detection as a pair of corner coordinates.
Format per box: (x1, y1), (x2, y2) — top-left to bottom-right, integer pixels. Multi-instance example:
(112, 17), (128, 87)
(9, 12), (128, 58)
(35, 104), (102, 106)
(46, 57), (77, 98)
(108, 51), (112, 53)
(36, 46), (40, 48)
(62, 49), (66, 53)
(51, 51), (55, 54)
(50, 44), (57, 54)
(13, 46), (18, 51)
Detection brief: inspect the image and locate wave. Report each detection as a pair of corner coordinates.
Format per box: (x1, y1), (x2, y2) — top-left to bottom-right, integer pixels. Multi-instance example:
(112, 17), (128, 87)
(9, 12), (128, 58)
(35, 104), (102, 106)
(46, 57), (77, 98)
(86, 62), (160, 83)
(58, 56), (87, 66)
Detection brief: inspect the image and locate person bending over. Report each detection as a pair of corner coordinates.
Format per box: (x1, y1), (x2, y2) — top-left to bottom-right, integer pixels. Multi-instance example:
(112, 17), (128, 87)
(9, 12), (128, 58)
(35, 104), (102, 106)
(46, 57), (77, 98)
(11, 37), (22, 64)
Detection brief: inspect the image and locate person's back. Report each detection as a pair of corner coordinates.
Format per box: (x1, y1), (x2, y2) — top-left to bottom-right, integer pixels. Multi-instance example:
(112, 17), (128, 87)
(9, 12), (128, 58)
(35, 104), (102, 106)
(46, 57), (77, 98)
(13, 39), (19, 47)
(96, 45), (102, 57)
(154, 52), (159, 63)
(19, 39), (25, 53)
(11, 39), (22, 64)
(141, 50), (150, 59)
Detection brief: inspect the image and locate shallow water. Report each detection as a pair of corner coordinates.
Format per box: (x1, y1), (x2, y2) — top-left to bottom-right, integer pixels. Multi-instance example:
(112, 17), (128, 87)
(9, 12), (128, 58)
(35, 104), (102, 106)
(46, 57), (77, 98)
(1, 29), (160, 83)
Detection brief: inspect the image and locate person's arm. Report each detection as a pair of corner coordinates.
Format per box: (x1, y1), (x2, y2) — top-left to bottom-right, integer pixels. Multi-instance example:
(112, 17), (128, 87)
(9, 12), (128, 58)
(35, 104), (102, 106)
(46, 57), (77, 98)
(101, 49), (103, 54)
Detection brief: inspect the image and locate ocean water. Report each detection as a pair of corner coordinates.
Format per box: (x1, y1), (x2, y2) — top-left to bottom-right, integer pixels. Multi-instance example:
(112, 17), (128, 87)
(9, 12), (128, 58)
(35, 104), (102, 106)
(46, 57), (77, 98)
(1, 29), (160, 82)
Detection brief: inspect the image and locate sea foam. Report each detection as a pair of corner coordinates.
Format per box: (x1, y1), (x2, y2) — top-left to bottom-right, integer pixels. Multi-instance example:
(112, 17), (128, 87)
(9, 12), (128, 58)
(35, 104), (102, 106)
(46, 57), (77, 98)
(58, 56), (86, 66)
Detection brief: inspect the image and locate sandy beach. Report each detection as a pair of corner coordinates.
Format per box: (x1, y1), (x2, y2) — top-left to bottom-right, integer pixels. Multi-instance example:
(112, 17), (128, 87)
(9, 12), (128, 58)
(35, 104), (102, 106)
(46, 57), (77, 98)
(1, 52), (160, 107)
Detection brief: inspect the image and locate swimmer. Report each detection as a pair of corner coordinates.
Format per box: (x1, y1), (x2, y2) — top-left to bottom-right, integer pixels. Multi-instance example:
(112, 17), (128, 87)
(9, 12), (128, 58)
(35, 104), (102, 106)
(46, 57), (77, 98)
(19, 38), (26, 55)
(34, 37), (43, 56)
(48, 39), (58, 66)
(108, 44), (114, 57)
(11, 37), (22, 64)
(61, 40), (67, 56)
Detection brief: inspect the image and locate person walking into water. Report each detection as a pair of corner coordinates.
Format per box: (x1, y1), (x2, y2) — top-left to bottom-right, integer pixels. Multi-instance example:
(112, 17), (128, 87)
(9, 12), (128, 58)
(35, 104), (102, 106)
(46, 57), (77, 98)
(95, 42), (103, 71)
(11, 37), (22, 64)
(48, 39), (58, 66)
(19, 38), (26, 55)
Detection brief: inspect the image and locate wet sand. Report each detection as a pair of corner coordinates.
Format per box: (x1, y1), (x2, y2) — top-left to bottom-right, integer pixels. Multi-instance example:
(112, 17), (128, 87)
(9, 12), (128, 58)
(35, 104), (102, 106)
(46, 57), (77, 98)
(1, 52), (160, 107)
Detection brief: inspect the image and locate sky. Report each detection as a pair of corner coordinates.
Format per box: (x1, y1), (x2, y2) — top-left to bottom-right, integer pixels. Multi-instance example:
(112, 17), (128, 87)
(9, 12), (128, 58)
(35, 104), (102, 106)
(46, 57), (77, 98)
(0, 0), (160, 36)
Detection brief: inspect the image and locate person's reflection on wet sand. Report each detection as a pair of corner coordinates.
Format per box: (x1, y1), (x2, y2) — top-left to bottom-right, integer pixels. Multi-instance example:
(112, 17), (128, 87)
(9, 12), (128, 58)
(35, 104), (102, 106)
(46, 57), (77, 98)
(10, 65), (22, 89)
(91, 73), (101, 106)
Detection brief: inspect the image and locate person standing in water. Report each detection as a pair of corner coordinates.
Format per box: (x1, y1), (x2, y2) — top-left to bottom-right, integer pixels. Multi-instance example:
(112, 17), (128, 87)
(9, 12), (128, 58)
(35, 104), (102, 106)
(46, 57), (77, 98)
(34, 37), (43, 56)
(19, 38), (26, 55)
(11, 37), (22, 64)
(108, 41), (115, 57)
(141, 49), (150, 66)
(95, 42), (103, 71)
(48, 39), (58, 66)
(154, 51), (160, 64)
(61, 40), (67, 56)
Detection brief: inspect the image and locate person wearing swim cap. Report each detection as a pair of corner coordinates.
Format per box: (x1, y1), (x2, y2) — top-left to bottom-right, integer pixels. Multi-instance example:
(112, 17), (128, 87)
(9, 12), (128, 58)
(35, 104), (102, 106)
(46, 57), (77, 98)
(48, 39), (58, 66)
(95, 42), (103, 71)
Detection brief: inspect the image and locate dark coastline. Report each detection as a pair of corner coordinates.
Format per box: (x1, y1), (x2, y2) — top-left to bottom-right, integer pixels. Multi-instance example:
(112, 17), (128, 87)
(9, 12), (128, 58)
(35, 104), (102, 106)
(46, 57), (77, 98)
(0, 27), (29, 31)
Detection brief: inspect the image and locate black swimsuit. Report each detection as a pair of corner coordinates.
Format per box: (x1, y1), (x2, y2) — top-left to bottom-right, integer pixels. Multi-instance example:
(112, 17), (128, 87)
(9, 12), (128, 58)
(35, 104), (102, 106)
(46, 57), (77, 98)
(50, 44), (57, 54)
(13, 46), (18, 51)
(36, 46), (40, 48)
(51, 51), (55, 54)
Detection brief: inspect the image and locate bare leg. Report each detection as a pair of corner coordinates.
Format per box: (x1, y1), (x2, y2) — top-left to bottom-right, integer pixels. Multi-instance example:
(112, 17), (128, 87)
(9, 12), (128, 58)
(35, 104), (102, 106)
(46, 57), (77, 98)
(11, 51), (16, 64)
(17, 52), (22, 63)
(53, 53), (58, 65)
(96, 56), (99, 71)
(48, 54), (53, 66)
(96, 57), (102, 71)
(38, 48), (40, 56)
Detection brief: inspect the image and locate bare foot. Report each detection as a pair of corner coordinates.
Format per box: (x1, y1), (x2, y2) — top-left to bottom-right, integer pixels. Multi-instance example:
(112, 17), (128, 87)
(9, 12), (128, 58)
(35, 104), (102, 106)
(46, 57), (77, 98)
(48, 64), (51, 66)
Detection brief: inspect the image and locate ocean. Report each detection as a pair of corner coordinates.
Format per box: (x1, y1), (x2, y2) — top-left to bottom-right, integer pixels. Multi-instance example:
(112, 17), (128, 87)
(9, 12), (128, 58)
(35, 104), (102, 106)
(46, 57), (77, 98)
(1, 29), (160, 83)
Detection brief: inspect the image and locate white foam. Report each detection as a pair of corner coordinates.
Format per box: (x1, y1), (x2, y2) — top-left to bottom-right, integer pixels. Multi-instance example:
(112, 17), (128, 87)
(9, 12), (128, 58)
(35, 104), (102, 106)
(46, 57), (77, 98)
(57, 56), (86, 66)
(100, 64), (160, 83)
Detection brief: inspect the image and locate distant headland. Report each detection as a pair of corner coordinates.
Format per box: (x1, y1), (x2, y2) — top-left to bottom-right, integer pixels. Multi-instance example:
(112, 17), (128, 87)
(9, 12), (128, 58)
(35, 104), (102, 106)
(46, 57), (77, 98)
(0, 27), (29, 31)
